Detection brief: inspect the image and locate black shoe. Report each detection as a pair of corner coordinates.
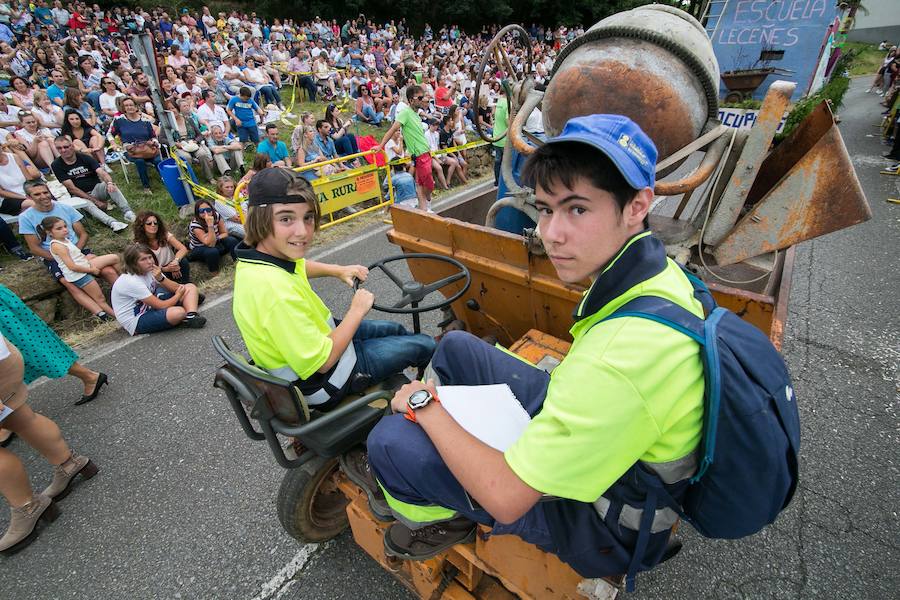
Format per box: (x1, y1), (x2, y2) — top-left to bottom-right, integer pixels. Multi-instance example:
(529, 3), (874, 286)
(76, 372), (107, 406)
(95, 311), (114, 323)
(383, 516), (477, 560)
(339, 448), (394, 522)
(197, 293), (206, 306)
(182, 314), (207, 329)
(884, 153), (900, 160)
(11, 247), (32, 261)
(0, 429), (14, 447)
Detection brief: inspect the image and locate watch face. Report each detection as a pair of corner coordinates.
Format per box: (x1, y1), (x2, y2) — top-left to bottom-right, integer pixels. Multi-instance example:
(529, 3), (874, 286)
(408, 389), (432, 409)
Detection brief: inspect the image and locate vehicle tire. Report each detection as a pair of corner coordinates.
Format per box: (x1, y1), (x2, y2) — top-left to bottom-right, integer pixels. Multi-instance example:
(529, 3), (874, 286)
(276, 456), (349, 543)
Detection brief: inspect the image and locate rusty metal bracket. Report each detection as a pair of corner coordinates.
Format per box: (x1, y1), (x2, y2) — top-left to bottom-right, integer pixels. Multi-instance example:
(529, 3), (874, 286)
(714, 101), (871, 265)
(704, 80), (796, 246)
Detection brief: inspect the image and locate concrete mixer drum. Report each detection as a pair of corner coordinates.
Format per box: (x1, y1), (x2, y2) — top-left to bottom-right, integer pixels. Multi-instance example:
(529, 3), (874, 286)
(542, 4), (720, 162)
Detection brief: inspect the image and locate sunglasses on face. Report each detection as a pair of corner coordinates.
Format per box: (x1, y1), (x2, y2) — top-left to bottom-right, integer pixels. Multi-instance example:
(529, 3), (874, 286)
(198, 208), (213, 214)
(144, 220), (158, 225)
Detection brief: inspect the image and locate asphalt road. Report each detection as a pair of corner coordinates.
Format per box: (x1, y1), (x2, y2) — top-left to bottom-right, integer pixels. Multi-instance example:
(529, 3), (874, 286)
(2, 77), (898, 599)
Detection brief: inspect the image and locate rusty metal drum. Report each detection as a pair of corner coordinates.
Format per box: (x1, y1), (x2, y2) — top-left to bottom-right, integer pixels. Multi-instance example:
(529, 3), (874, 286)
(542, 4), (720, 161)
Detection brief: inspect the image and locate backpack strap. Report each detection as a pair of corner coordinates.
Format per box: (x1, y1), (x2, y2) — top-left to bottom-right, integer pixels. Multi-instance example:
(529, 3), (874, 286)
(679, 265), (717, 316)
(596, 295), (728, 590)
(601, 296), (705, 344)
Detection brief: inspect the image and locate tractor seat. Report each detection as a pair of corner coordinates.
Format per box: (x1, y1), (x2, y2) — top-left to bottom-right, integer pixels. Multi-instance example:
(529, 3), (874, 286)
(212, 335), (394, 464)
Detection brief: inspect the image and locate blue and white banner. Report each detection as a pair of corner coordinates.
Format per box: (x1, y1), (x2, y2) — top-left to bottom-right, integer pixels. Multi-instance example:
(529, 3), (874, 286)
(709, 0), (837, 101)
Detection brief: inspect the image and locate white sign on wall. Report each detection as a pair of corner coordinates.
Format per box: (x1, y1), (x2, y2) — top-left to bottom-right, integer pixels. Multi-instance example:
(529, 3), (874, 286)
(718, 108), (787, 132)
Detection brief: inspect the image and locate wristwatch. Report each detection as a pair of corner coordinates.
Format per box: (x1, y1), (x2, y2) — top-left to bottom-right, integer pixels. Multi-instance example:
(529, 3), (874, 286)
(405, 389), (439, 423)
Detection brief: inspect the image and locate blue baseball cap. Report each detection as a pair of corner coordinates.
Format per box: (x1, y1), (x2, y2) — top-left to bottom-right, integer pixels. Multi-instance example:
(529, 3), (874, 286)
(544, 114), (657, 190)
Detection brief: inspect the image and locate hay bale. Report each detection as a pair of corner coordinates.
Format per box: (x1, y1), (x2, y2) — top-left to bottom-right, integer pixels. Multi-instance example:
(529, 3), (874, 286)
(26, 297), (58, 323)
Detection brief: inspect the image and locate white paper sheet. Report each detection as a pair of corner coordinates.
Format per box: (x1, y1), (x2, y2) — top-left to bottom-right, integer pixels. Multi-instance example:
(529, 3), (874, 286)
(436, 384), (531, 451)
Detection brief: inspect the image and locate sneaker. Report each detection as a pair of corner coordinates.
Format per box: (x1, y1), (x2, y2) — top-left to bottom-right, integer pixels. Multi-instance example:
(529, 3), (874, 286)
(339, 448), (394, 522)
(197, 293), (206, 306)
(123, 211), (136, 223)
(182, 314), (207, 329)
(102, 164), (113, 174)
(110, 221), (129, 232)
(11, 247), (32, 261)
(95, 311), (114, 322)
(383, 516), (477, 560)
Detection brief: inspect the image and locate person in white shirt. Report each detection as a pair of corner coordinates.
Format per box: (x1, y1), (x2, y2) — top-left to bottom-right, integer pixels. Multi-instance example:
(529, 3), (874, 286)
(98, 77), (124, 119)
(42, 215), (118, 320)
(10, 112), (56, 169)
(111, 243), (206, 336)
(51, 0), (69, 29)
(424, 119), (452, 190)
(32, 91), (63, 132)
(0, 94), (21, 132)
(175, 72), (203, 100)
(196, 90), (229, 135)
(216, 52), (245, 96)
(201, 7), (216, 37)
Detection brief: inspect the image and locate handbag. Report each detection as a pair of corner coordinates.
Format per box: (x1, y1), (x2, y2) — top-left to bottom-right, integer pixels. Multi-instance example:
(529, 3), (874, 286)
(127, 140), (159, 159)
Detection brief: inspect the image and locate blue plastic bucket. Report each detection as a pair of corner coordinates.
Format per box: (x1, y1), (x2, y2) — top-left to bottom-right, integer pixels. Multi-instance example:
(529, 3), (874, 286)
(158, 158), (195, 207)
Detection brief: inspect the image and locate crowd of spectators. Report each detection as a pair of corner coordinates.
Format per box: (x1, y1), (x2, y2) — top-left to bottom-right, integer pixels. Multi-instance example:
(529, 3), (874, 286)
(0, 1), (579, 337)
(872, 42), (900, 163)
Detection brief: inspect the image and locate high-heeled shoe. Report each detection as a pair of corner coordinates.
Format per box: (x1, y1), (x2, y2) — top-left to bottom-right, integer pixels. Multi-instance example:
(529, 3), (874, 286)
(75, 372), (108, 406)
(42, 451), (99, 500)
(0, 493), (60, 553)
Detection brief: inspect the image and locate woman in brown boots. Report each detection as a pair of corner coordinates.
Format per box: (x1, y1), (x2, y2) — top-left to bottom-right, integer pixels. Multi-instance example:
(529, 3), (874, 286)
(0, 332), (98, 553)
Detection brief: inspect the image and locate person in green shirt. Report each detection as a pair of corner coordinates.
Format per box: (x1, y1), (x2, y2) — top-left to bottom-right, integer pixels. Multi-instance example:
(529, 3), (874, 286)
(358, 115), (705, 584)
(232, 168), (435, 415)
(376, 85), (433, 212)
(492, 89), (508, 187)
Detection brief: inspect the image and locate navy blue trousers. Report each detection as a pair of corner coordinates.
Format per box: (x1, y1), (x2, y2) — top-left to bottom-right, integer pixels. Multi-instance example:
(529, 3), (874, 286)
(367, 331), (673, 581)
(367, 331), (557, 548)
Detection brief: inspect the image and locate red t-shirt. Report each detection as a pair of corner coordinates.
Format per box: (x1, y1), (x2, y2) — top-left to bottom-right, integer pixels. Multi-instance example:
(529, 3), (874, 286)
(435, 86), (452, 108)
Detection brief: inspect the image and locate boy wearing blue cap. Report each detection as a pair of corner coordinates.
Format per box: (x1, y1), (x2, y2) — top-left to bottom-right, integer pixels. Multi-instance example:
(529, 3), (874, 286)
(358, 114), (705, 585)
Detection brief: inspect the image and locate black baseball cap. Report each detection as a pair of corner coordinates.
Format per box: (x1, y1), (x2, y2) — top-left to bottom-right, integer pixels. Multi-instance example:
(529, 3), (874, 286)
(247, 168), (314, 207)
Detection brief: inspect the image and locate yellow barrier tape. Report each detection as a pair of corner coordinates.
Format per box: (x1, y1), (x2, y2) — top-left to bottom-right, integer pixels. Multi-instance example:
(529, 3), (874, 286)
(386, 138), (489, 166)
(231, 138), (486, 228)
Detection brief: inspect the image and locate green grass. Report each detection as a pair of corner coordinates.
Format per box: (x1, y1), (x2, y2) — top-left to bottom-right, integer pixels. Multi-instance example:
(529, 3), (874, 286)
(844, 41), (884, 76)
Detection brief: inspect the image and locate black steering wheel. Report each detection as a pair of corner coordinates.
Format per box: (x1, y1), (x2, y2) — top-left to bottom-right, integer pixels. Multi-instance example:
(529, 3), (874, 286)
(355, 253), (471, 332)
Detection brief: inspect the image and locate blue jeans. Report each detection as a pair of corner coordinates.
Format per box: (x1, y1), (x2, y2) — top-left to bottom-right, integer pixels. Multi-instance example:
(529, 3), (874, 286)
(188, 235), (240, 273)
(85, 90), (102, 111)
(297, 75), (317, 102)
(254, 84), (282, 107)
(127, 153), (163, 189)
(334, 134), (359, 157)
(361, 104), (383, 125)
(493, 145), (504, 187)
(352, 319), (435, 383)
(235, 123), (260, 144)
(368, 331), (554, 548)
(134, 292), (177, 335)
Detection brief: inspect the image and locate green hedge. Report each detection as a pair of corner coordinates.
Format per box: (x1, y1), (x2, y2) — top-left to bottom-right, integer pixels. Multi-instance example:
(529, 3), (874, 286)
(776, 51), (853, 141)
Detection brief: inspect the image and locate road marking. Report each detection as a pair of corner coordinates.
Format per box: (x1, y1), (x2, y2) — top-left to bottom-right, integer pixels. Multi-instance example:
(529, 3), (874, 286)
(250, 544), (321, 600)
(35, 195), (463, 385)
(27, 223), (395, 387)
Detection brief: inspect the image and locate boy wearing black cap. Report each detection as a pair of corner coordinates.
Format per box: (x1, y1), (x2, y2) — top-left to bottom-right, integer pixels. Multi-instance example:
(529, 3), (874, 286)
(365, 115), (705, 586)
(232, 168), (436, 413)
